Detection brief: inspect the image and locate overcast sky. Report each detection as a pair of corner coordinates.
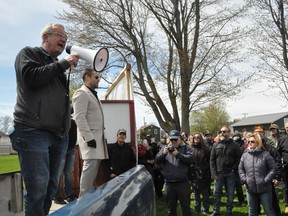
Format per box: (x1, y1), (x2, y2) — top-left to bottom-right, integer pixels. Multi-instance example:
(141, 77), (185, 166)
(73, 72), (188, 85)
(0, 0), (287, 129)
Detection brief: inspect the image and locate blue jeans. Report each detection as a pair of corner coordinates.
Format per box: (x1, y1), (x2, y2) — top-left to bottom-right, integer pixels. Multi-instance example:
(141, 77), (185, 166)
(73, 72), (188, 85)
(213, 172), (236, 213)
(10, 124), (68, 216)
(55, 148), (75, 198)
(246, 190), (276, 216)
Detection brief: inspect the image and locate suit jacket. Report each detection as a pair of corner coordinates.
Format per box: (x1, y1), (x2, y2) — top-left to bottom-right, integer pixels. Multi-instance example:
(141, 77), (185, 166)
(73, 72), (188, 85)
(72, 85), (108, 160)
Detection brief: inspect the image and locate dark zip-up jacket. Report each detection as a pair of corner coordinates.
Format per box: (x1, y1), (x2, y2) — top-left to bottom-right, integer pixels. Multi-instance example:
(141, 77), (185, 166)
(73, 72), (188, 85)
(14, 46), (71, 136)
(210, 138), (241, 177)
(155, 143), (194, 182)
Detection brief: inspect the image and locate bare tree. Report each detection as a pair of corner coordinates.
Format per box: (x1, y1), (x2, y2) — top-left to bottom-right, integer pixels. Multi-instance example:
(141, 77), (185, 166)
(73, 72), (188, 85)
(0, 115), (13, 134)
(59, 0), (251, 132)
(246, 0), (288, 102)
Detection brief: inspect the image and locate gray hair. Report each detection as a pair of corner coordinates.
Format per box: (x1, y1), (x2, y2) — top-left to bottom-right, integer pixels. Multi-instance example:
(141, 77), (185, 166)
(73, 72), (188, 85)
(41, 23), (65, 44)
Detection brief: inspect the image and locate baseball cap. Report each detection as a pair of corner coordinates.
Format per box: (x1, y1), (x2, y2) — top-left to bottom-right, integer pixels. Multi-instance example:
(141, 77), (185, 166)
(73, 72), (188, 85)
(169, 130), (180, 139)
(204, 130), (212, 136)
(269, 123), (279, 130)
(117, 129), (126, 135)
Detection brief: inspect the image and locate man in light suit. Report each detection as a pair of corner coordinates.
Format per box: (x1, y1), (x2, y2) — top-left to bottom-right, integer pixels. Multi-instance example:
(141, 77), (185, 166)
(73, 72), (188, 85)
(72, 68), (108, 197)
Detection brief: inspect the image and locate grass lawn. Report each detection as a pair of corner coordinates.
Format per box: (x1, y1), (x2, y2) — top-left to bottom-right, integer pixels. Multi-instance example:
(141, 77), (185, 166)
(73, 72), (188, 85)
(0, 154), (20, 174)
(156, 187), (287, 215)
(1, 155), (287, 215)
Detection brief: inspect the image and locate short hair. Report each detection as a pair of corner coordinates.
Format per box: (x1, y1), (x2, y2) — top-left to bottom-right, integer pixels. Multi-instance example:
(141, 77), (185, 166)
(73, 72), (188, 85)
(254, 125), (264, 132)
(220, 125), (230, 132)
(41, 23), (65, 44)
(82, 68), (95, 81)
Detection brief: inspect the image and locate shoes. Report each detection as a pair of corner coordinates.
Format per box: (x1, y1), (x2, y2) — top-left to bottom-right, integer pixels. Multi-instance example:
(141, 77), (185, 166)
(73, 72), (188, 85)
(66, 194), (77, 203)
(210, 212), (220, 216)
(54, 197), (67, 205)
(239, 201), (246, 207)
(285, 206), (288, 214)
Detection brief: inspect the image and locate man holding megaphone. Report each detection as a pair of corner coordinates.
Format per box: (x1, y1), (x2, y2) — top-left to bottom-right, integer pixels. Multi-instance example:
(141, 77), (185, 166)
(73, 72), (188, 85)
(10, 23), (79, 216)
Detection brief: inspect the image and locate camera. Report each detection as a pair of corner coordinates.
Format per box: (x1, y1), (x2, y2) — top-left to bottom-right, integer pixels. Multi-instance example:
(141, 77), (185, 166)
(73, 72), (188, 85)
(168, 146), (175, 152)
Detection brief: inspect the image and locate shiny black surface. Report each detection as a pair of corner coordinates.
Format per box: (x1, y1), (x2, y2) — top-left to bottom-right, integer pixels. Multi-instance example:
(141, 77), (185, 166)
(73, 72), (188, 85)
(49, 165), (155, 216)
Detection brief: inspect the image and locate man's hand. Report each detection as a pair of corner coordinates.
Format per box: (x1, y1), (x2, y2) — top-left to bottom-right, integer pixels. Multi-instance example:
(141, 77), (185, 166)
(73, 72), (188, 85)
(272, 179), (279, 186)
(65, 54), (80, 67)
(163, 146), (169, 155)
(87, 139), (97, 148)
(212, 175), (219, 180)
(110, 173), (117, 179)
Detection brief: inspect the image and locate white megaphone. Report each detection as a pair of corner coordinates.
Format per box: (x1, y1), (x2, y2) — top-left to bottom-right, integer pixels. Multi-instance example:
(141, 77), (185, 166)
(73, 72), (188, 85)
(66, 45), (109, 72)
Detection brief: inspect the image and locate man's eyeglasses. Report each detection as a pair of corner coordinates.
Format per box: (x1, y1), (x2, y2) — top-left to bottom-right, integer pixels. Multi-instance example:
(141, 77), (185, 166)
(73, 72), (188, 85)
(248, 140), (255, 144)
(49, 31), (68, 42)
(220, 130), (229, 133)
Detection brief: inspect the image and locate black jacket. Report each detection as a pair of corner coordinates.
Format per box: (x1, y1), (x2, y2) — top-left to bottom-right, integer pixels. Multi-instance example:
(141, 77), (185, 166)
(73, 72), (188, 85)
(210, 138), (241, 177)
(14, 46), (71, 136)
(106, 142), (136, 176)
(190, 143), (211, 186)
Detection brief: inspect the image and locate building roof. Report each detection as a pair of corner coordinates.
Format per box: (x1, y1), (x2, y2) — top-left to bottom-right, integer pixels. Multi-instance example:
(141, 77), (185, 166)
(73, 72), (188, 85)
(231, 111), (288, 127)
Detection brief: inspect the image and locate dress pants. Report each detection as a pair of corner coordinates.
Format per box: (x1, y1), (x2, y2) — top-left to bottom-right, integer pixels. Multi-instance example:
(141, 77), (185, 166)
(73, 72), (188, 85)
(79, 159), (101, 197)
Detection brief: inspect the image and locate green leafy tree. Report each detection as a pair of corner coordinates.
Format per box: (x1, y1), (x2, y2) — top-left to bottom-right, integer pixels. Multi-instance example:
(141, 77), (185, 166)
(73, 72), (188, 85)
(190, 102), (230, 136)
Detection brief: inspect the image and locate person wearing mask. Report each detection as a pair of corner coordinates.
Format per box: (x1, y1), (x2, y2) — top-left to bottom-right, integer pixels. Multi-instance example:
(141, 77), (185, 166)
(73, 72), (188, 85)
(238, 133), (277, 216)
(155, 129), (194, 216)
(9, 23), (79, 216)
(105, 129), (136, 179)
(189, 132), (211, 215)
(73, 68), (109, 197)
(210, 126), (241, 216)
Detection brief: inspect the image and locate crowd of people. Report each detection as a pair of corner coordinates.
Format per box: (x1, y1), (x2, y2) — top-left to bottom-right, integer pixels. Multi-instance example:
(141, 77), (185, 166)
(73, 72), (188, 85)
(131, 123), (288, 216)
(9, 22), (288, 216)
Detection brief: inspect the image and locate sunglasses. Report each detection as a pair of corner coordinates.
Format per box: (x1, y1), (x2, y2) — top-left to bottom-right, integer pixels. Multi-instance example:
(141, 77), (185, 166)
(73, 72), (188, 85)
(194, 136), (201, 139)
(220, 130), (229, 133)
(170, 139), (178, 141)
(248, 140), (255, 144)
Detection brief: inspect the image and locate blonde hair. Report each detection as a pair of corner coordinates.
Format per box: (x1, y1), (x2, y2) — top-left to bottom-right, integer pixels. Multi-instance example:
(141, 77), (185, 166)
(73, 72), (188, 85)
(41, 23), (65, 44)
(251, 133), (264, 149)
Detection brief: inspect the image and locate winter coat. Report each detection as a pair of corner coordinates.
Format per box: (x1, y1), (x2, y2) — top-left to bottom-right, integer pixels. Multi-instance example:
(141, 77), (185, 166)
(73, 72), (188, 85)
(189, 143), (211, 187)
(155, 144), (194, 182)
(210, 138), (241, 177)
(238, 148), (277, 194)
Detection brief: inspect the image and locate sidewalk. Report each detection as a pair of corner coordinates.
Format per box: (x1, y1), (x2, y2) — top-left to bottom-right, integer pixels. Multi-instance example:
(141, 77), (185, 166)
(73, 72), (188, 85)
(10, 202), (64, 216)
(49, 202), (65, 214)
